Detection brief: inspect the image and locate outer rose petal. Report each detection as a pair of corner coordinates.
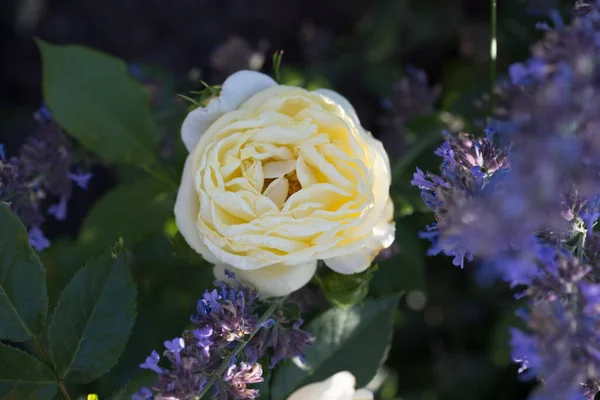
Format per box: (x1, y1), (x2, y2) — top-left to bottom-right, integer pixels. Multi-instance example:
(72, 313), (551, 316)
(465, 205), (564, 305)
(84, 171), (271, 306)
(213, 261), (317, 298)
(174, 155), (219, 264)
(287, 372), (373, 400)
(316, 88), (361, 129)
(324, 198), (395, 274)
(181, 70), (277, 152)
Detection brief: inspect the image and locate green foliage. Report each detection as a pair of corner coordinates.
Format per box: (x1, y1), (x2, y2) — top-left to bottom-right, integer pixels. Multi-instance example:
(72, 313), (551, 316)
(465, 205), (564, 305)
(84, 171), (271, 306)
(314, 265), (378, 308)
(0, 343), (57, 400)
(109, 371), (156, 400)
(272, 50), (284, 83)
(78, 178), (176, 256)
(0, 204), (48, 342)
(48, 248), (137, 383)
(271, 294), (401, 400)
(371, 222), (426, 294)
(37, 40), (159, 166)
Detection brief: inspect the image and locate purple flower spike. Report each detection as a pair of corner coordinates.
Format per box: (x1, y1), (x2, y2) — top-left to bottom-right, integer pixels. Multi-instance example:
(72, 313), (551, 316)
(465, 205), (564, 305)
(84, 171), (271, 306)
(140, 350), (163, 375)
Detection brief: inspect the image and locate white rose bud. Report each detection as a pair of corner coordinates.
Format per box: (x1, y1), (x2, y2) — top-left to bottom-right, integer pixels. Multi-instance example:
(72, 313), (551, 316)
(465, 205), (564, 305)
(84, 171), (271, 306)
(174, 70), (394, 297)
(287, 371), (373, 400)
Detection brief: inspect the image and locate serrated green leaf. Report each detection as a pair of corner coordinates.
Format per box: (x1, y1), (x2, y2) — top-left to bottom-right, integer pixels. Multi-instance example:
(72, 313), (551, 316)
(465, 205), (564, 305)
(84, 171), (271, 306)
(370, 221), (426, 294)
(109, 371), (155, 400)
(48, 248), (137, 383)
(78, 178), (175, 255)
(0, 204), (48, 342)
(0, 342), (57, 400)
(37, 40), (158, 166)
(271, 295), (401, 400)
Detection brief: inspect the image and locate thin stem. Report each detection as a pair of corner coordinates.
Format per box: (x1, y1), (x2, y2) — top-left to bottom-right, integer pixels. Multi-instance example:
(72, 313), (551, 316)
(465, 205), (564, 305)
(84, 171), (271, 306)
(196, 296), (287, 399)
(142, 165), (178, 189)
(577, 231), (586, 263)
(488, 0), (498, 117)
(58, 381), (73, 400)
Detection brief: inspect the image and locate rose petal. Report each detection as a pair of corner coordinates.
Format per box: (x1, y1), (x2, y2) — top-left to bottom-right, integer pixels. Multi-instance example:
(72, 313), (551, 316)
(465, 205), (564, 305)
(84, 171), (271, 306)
(181, 70), (277, 152)
(264, 177), (289, 209)
(353, 389), (374, 400)
(287, 371), (362, 400)
(213, 261), (317, 298)
(315, 88), (361, 129)
(324, 198), (395, 274)
(174, 155), (219, 264)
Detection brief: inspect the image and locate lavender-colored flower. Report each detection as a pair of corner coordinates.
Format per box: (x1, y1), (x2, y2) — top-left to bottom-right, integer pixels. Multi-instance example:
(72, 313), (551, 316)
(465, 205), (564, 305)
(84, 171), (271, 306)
(192, 327), (213, 358)
(140, 350), (163, 375)
(0, 105), (92, 250)
(131, 386), (153, 400)
(28, 226), (50, 251)
(218, 362), (263, 400)
(67, 171), (93, 189)
(136, 271), (312, 399)
(47, 196), (68, 221)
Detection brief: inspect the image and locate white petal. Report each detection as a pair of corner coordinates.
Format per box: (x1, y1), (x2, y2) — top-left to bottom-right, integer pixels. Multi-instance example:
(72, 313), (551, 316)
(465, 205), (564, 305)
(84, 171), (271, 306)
(181, 71), (277, 152)
(174, 155), (219, 264)
(213, 261), (317, 298)
(315, 88), (361, 129)
(287, 372), (358, 400)
(324, 198), (395, 274)
(353, 389), (374, 400)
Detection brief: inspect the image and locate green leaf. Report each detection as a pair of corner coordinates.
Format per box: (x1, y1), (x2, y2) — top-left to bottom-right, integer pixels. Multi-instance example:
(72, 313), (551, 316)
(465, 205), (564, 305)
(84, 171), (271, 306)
(0, 204), (48, 342)
(48, 248), (137, 383)
(78, 178), (175, 255)
(271, 295), (401, 400)
(0, 343), (57, 400)
(37, 40), (158, 166)
(109, 371), (155, 400)
(370, 221), (426, 294)
(314, 265), (378, 308)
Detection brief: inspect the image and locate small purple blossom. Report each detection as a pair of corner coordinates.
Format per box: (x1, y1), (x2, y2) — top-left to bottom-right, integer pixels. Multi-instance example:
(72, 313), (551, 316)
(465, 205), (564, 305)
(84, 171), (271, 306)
(192, 327), (213, 357)
(28, 226), (50, 251)
(47, 196), (68, 221)
(67, 171), (93, 189)
(219, 362), (263, 399)
(140, 350), (163, 375)
(131, 386), (153, 400)
(164, 337), (185, 366)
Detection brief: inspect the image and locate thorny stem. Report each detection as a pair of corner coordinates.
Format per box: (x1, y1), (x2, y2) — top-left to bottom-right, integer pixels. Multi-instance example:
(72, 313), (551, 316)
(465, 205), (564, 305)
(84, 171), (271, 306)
(488, 0), (498, 117)
(195, 296), (288, 399)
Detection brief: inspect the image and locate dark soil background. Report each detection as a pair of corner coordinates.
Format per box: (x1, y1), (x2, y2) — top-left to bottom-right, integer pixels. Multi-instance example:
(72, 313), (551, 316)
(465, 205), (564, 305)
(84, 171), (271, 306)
(0, 0), (573, 398)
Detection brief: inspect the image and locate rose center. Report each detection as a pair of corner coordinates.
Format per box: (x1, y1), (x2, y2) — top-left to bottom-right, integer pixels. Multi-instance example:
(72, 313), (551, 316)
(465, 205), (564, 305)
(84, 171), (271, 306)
(263, 170), (302, 201)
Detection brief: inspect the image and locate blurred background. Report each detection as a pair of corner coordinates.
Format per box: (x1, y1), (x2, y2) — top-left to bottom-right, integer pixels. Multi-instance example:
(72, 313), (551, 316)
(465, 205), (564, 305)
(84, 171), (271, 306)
(0, 0), (574, 398)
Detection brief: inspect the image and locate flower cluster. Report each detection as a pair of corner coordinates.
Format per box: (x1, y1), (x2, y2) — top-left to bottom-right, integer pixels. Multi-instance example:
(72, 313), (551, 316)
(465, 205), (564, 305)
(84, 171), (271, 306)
(413, 2), (600, 398)
(134, 271), (313, 400)
(0, 105), (92, 250)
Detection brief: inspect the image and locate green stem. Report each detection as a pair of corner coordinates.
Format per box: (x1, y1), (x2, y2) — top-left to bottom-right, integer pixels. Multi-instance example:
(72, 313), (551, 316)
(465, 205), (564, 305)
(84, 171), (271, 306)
(488, 0), (498, 117)
(58, 381), (72, 400)
(196, 296), (287, 399)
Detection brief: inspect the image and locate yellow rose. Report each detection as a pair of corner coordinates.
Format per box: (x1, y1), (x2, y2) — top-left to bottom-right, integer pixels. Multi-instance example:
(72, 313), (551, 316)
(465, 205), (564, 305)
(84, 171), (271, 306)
(174, 71), (394, 297)
(287, 372), (373, 400)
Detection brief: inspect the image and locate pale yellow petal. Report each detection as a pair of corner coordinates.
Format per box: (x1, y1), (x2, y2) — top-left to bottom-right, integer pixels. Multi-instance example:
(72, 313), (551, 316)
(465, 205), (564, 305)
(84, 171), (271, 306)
(264, 177), (289, 209)
(287, 372), (358, 400)
(213, 261), (317, 297)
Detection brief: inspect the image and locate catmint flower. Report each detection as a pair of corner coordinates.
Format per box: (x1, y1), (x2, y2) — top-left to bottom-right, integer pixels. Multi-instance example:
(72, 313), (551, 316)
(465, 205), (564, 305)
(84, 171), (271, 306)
(135, 271), (312, 399)
(131, 386), (153, 400)
(218, 362), (264, 400)
(0, 105), (92, 250)
(140, 350), (163, 375)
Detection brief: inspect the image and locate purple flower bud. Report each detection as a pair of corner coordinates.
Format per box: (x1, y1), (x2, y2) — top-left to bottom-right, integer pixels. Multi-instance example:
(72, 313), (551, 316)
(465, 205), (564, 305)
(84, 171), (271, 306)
(192, 327), (213, 357)
(131, 386), (153, 400)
